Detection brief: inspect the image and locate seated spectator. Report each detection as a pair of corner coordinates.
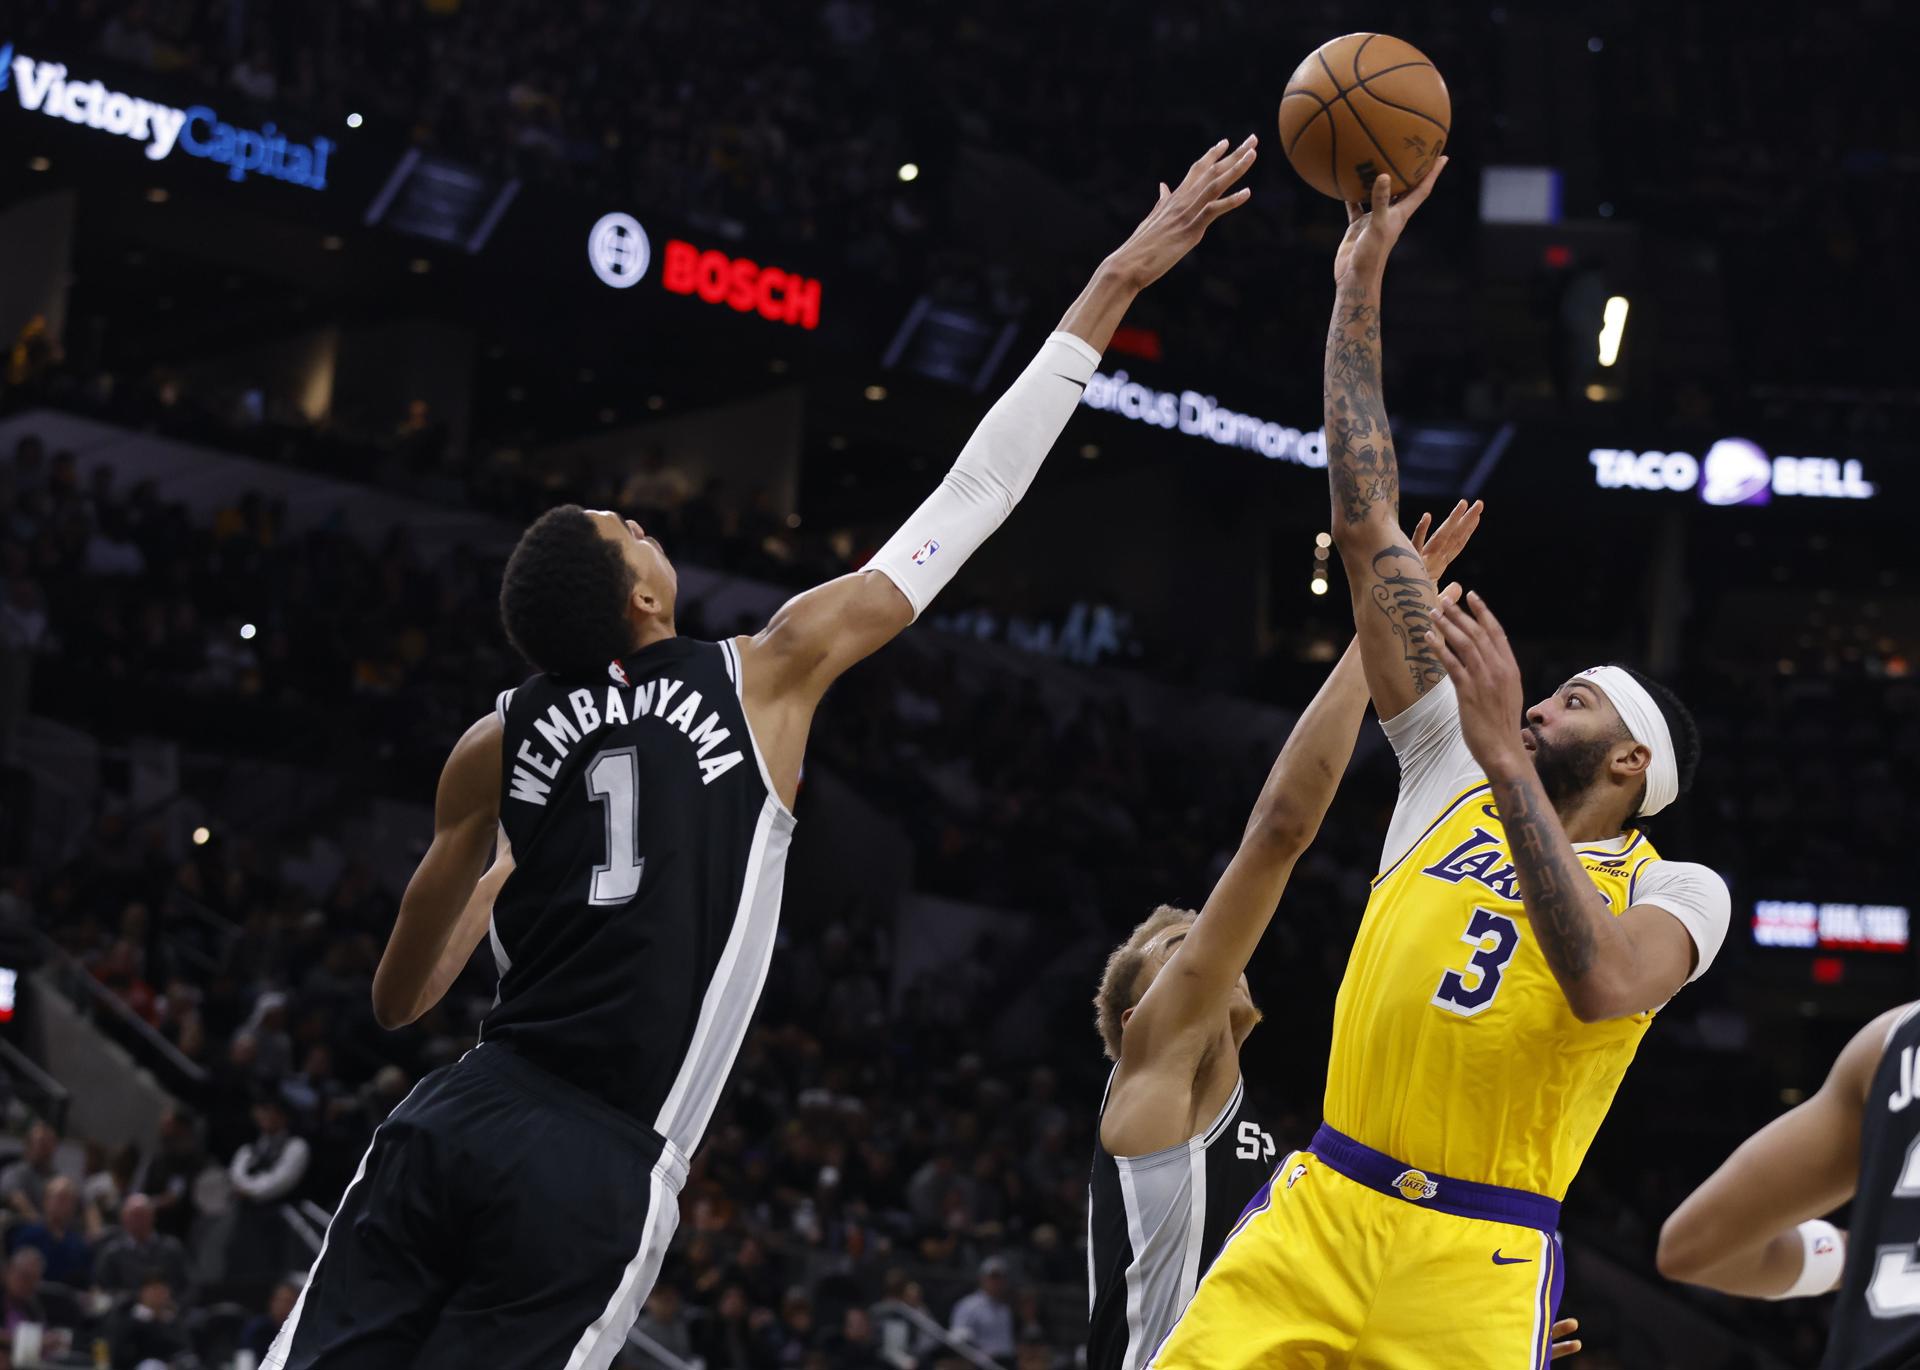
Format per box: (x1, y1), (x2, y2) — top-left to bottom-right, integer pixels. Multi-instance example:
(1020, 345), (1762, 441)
(948, 1256), (1015, 1363)
(229, 1093), (310, 1204)
(1, 1248), (44, 1334)
(632, 1283), (695, 1362)
(822, 1305), (888, 1368)
(692, 1282), (766, 1369)
(81, 1141), (140, 1220)
(142, 1107), (210, 1240)
(6, 1177), (91, 1287)
(242, 1279), (300, 1363)
(94, 1195), (190, 1299)
(0, 1122), (58, 1220)
(107, 1272), (188, 1367)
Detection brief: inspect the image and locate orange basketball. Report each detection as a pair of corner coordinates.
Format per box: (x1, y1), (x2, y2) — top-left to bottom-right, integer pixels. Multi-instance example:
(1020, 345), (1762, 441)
(1280, 33), (1450, 202)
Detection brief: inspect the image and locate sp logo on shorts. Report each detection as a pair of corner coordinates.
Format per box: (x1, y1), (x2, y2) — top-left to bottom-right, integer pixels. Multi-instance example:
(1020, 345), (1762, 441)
(1391, 1169), (1439, 1202)
(1284, 1162), (1307, 1190)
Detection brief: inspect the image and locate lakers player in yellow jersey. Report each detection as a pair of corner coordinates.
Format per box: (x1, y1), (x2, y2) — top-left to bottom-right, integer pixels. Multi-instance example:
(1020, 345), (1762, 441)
(1151, 161), (1732, 1369)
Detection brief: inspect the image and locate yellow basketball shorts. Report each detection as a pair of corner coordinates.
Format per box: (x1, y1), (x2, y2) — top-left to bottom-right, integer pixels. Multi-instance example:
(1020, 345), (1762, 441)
(1149, 1126), (1565, 1369)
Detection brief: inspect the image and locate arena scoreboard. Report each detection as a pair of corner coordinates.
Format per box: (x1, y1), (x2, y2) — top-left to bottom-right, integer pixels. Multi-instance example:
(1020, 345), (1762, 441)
(1752, 899), (1911, 954)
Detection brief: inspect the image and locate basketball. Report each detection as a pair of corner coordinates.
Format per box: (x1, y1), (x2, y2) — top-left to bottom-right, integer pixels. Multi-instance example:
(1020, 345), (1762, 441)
(1280, 33), (1450, 202)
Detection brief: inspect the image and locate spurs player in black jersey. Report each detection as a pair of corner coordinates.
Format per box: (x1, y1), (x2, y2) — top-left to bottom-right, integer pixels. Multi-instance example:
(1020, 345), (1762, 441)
(1086, 505), (1581, 1369)
(264, 136), (1259, 1370)
(1661, 1001), (1920, 1369)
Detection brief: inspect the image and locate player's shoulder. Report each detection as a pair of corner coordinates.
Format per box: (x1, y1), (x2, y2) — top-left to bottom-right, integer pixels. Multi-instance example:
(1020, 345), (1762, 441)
(1633, 855), (1730, 903)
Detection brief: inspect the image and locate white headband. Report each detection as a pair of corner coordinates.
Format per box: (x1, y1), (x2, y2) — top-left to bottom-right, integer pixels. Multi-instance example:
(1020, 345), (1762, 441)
(1577, 666), (1678, 818)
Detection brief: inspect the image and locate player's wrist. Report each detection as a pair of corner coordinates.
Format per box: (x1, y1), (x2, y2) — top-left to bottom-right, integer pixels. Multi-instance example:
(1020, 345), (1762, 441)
(1093, 251), (1150, 296)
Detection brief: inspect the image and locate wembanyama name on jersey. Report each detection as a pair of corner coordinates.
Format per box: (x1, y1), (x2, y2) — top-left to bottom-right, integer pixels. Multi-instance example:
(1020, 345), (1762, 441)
(507, 670), (746, 808)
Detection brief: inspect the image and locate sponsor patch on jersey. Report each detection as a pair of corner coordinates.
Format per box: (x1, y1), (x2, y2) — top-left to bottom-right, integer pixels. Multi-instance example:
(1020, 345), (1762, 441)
(608, 659), (630, 686)
(1392, 1168), (1439, 1202)
(1285, 1162), (1307, 1190)
(911, 537), (940, 565)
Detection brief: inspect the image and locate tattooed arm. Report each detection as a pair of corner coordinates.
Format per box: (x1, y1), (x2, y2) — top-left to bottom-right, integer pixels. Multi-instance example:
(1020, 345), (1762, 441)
(1324, 162), (1457, 719)
(1431, 592), (1702, 1021)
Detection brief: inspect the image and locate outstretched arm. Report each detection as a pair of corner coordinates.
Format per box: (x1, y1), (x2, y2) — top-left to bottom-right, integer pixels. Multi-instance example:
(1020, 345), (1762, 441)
(372, 714), (502, 1029)
(1323, 161), (1451, 720)
(1657, 1007), (1900, 1297)
(736, 138), (1259, 801)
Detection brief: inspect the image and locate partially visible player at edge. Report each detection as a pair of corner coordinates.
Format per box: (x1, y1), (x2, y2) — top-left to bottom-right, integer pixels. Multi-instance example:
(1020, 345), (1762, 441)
(1088, 505), (1578, 1369)
(1659, 1001), (1920, 1369)
(1152, 159), (1733, 1369)
(264, 136), (1260, 1370)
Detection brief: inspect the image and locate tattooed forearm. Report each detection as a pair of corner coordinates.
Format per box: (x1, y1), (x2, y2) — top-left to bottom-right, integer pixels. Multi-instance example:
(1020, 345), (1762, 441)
(1324, 282), (1398, 527)
(1488, 770), (1604, 984)
(1369, 547), (1445, 694)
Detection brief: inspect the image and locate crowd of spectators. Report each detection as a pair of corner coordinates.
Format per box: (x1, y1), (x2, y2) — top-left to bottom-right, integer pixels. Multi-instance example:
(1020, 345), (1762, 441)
(10, 0), (1918, 433)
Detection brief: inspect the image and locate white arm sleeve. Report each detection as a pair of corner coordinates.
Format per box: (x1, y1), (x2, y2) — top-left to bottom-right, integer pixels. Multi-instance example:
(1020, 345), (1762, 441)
(1377, 679), (1486, 871)
(1631, 859), (1732, 983)
(865, 331), (1100, 618)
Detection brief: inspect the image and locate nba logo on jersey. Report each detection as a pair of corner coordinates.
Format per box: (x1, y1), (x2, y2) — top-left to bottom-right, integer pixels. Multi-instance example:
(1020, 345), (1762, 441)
(608, 659), (630, 686)
(912, 538), (940, 565)
(1392, 1168), (1439, 1202)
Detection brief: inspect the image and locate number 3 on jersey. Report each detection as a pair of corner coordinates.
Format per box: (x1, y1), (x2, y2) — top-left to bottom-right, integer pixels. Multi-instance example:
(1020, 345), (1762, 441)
(586, 747), (645, 905)
(1431, 908), (1521, 1017)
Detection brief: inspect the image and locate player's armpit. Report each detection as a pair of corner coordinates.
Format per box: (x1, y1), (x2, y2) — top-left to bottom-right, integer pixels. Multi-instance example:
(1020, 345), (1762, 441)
(1657, 1006), (1896, 1296)
(373, 714), (504, 1030)
(739, 570), (914, 708)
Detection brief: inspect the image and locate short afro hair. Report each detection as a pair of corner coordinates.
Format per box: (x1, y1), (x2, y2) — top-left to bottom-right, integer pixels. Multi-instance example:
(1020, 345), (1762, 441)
(1613, 664), (1702, 804)
(1093, 905), (1197, 1062)
(500, 505), (637, 676)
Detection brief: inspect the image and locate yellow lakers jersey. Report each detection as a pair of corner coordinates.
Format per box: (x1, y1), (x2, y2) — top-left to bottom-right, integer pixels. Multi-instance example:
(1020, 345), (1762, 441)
(1323, 781), (1661, 1199)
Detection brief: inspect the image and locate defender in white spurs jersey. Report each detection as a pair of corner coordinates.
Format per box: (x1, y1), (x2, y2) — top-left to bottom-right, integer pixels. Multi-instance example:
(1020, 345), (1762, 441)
(265, 136), (1259, 1370)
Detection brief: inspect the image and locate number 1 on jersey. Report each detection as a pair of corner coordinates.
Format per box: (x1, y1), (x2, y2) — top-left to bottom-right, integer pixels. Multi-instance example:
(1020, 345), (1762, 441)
(586, 747), (645, 905)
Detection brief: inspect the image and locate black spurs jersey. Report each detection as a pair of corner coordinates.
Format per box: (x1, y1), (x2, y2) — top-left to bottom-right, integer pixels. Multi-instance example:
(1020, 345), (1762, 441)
(1087, 1072), (1280, 1370)
(1827, 1002), (1920, 1370)
(482, 637), (795, 1156)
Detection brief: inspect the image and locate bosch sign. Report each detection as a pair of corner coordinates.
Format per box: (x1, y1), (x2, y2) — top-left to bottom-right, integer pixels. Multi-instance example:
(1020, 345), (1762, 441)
(660, 239), (821, 330)
(2, 43), (334, 189)
(585, 215), (823, 330)
(1589, 436), (1875, 504)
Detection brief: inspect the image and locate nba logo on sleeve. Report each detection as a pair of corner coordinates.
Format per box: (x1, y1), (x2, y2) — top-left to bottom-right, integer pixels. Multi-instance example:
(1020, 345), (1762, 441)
(911, 538), (939, 566)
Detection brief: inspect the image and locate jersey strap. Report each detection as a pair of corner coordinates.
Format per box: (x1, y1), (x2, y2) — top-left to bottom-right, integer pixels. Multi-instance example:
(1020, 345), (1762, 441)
(1310, 1125), (1561, 1231)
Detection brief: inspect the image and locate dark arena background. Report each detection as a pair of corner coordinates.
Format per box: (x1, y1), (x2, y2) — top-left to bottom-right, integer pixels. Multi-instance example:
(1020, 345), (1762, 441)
(2, 1), (1919, 1367)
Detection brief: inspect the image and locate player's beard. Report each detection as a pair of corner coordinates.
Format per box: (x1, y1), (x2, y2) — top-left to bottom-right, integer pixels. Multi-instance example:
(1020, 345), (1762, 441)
(1530, 730), (1615, 809)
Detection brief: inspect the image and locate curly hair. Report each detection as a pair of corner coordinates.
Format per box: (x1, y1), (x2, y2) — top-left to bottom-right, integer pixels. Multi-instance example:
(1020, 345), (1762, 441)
(1093, 904), (1198, 1062)
(499, 505), (637, 676)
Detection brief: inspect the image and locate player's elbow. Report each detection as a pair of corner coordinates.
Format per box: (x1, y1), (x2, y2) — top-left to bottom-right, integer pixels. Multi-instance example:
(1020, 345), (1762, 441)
(369, 978), (419, 1032)
(1244, 801), (1319, 859)
(1654, 1211), (1715, 1286)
